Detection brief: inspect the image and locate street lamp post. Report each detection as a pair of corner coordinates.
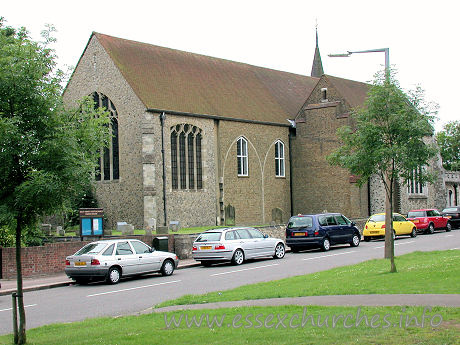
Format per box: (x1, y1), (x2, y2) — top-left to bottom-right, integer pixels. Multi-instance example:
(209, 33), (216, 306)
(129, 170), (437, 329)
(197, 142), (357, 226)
(328, 47), (393, 261)
(328, 48), (390, 80)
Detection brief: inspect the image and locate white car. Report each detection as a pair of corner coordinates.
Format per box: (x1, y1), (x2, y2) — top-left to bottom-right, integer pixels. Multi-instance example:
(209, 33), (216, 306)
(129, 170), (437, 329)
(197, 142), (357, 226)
(65, 239), (179, 284)
(192, 227), (285, 266)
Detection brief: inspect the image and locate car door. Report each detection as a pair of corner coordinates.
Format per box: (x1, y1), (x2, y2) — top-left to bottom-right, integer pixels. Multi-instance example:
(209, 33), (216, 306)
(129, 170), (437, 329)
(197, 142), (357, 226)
(130, 240), (160, 273)
(393, 214), (410, 235)
(235, 229), (256, 259)
(431, 210), (447, 229)
(247, 228), (273, 257)
(335, 214), (354, 243)
(115, 241), (140, 275)
(324, 215), (341, 244)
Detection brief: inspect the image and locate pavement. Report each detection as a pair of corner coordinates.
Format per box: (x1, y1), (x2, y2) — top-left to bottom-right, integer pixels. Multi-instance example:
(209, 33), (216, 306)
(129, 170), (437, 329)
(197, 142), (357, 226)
(0, 258), (200, 296)
(152, 294), (460, 313)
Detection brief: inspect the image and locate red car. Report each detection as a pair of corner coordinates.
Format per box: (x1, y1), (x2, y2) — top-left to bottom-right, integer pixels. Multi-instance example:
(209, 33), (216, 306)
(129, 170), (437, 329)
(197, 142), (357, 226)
(407, 209), (452, 234)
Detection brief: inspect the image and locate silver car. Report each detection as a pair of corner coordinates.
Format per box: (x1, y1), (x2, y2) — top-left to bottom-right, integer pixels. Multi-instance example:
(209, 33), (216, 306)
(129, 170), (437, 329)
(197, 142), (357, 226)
(65, 239), (179, 284)
(192, 227), (285, 266)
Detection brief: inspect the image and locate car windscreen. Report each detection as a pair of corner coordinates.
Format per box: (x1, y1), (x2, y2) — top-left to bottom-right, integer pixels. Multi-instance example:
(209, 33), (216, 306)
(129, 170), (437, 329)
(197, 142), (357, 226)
(288, 216), (313, 228)
(368, 214), (385, 222)
(75, 243), (107, 255)
(407, 211), (424, 218)
(443, 208), (458, 213)
(195, 232), (222, 242)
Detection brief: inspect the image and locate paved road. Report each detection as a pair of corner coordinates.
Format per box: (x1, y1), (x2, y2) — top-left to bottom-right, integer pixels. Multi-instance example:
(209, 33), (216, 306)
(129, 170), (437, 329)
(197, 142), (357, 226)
(0, 230), (459, 334)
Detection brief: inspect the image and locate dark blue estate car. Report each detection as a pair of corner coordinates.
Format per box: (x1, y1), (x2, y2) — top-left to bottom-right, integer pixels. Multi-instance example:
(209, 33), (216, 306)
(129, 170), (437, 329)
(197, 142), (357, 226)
(286, 213), (361, 252)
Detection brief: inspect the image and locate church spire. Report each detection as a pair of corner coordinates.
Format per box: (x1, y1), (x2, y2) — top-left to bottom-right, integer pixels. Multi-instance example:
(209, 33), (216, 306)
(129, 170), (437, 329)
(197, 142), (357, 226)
(310, 26), (324, 78)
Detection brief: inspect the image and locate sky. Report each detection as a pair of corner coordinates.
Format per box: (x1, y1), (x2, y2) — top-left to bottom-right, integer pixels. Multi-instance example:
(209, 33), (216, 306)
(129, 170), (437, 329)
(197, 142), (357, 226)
(2, 0), (458, 131)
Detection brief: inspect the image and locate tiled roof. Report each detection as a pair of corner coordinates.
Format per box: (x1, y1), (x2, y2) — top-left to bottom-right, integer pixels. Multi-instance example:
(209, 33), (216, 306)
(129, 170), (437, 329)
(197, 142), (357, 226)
(325, 75), (369, 109)
(94, 33), (319, 125)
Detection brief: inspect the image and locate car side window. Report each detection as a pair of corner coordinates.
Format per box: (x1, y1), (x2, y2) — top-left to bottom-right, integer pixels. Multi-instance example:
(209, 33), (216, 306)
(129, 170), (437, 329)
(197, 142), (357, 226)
(432, 210), (440, 216)
(318, 216), (328, 226)
(326, 216), (337, 225)
(394, 214), (405, 222)
(131, 241), (151, 254)
(247, 228), (264, 239)
(236, 229), (251, 239)
(102, 244), (115, 256)
(335, 216), (348, 225)
(116, 242), (133, 255)
(225, 231), (238, 240)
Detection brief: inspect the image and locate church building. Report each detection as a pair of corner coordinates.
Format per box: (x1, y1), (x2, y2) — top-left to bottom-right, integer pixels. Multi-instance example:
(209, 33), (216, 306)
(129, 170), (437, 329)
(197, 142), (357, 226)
(63, 31), (456, 229)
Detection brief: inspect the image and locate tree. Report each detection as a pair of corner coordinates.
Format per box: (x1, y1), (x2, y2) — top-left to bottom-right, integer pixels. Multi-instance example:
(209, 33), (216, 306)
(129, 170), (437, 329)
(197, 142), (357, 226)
(327, 69), (437, 273)
(436, 120), (460, 171)
(0, 19), (110, 344)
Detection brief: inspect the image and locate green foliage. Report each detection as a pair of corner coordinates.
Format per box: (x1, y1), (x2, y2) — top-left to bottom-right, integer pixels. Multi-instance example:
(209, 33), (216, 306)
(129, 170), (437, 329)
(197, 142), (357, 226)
(327, 69), (438, 189)
(0, 225), (15, 247)
(63, 184), (99, 229)
(436, 120), (460, 171)
(0, 18), (110, 230)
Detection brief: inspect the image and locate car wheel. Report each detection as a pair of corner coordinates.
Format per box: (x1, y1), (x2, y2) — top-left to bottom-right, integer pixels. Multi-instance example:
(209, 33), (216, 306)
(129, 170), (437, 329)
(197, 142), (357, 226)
(427, 223), (435, 234)
(273, 243), (285, 259)
(446, 222), (452, 232)
(364, 236), (371, 242)
(201, 261), (213, 267)
(107, 267), (121, 284)
(350, 234), (360, 247)
(232, 249), (244, 265)
(321, 238), (330, 251)
(410, 227), (417, 238)
(290, 246), (300, 253)
(161, 259), (175, 276)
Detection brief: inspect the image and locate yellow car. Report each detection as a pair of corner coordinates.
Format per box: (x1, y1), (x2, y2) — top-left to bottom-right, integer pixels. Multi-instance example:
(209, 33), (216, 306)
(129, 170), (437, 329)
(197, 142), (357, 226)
(363, 213), (417, 241)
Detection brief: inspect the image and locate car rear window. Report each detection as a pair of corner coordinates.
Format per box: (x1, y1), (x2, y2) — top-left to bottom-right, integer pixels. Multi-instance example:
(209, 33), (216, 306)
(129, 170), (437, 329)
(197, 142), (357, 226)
(369, 214), (385, 222)
(407, 211), (425, 218)
(288, 216), (313, 228)
(75, 243), (107, 255)
(195, 232), (222, 242)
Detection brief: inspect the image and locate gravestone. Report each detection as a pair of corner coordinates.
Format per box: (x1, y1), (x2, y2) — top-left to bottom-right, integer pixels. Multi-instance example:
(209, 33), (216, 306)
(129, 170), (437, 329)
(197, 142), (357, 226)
(224, 204), (235, 226)
(56, 226), (65, 236)
(119, 224), (134, 235)
(41, 224), (52, 236)
(271, 208), (283, 225)
(169, 220), (180, 232)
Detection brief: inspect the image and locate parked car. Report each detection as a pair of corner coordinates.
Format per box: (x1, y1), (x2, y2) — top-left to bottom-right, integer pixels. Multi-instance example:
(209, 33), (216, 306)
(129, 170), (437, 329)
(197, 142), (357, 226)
(441, 206), (460, 229)
(363, 213), (416, 241)
(285, 213), (361, 252)
(192, 227), (285, 266)
(407, 209), (452, 233)
(65, 239), (179, 284)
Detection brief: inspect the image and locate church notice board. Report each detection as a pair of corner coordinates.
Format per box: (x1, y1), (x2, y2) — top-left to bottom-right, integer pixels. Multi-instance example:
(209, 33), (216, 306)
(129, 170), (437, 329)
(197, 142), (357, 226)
(79, 208), (104, 237)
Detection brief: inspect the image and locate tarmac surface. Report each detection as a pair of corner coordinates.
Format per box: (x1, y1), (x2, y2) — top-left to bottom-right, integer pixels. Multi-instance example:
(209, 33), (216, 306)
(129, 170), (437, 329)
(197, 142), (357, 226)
(2, 258), (459, 311)
(0, 258), (200, 296)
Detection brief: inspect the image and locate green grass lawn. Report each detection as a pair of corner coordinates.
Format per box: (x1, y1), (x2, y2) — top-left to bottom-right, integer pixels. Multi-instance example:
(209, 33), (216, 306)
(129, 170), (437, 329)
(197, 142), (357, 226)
(0, 306), (458, 344)
(158, 250), (460, 307)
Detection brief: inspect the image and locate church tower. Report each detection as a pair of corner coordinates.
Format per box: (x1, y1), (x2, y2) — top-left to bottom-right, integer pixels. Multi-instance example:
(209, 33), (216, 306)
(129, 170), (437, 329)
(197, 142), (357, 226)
(310, 28), (324, 77)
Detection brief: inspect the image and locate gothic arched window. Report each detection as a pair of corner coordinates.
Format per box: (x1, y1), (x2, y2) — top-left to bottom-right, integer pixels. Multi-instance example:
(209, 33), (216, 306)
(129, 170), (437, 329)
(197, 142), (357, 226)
(237, 137), (248, 176)
(275, 140), (285, 177)
(93, 92), (119, 181)
(170, 124), (203, 190)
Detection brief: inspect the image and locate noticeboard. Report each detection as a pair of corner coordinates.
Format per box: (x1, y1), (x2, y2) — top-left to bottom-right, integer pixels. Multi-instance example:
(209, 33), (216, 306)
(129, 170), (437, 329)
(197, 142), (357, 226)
(79, 208), (104, 237)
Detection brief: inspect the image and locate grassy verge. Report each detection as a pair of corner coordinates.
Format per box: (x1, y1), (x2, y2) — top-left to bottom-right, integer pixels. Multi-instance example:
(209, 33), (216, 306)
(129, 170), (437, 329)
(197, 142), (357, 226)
(0, 306), (458, 345)
(158, 250), (460, 307)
